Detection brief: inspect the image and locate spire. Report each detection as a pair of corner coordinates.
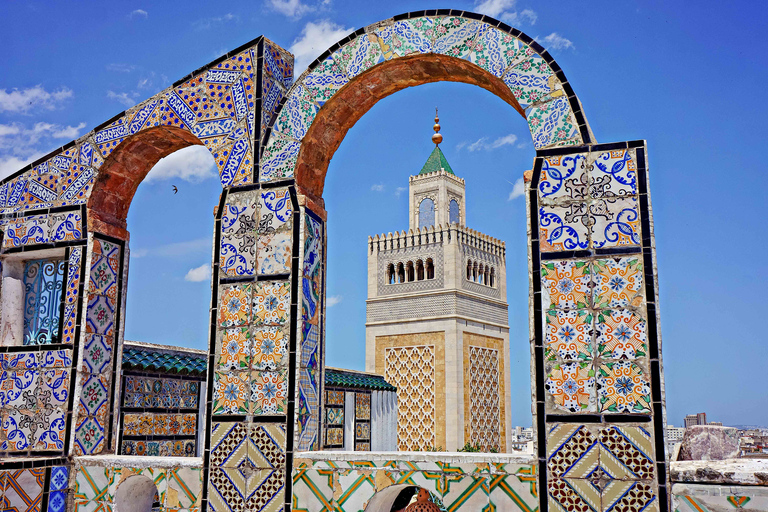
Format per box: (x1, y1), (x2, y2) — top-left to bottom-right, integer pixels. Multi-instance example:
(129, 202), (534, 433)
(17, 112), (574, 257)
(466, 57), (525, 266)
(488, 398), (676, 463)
(431, 107), (443, 146)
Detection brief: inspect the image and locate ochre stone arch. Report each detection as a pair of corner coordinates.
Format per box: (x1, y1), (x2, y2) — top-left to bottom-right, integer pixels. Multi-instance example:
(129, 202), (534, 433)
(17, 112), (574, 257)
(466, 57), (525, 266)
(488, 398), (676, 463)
(87, 126), (203, 240)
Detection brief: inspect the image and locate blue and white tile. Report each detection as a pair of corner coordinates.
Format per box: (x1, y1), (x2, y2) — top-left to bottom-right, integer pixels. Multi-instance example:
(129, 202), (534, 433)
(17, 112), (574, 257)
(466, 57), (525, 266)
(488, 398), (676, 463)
(539, 203), (589, 252)
(272, 84), (318, 141)
(49, 211), (83, 242)
(589, 149), (638, 198)
(82, 334), (112, 374)
(527, 96), (578, 149)
(3, 215), (49, 248)
(433, 17), (485, 59)
(257, 232), (292, 275)
(538, 153), (588, 203)
(39, 368), (70, 407)
(589, 197), (641, 249)
(391, 18), (434, 56)
(302, 56), (349, 105)
(86, 294), (116, 337)
(259, 134), (300, 182)
(333, 34), (385, 80)
(259, 188), (293, 233)
(0, 369), (38, 408)
(504, 56), (554, 110)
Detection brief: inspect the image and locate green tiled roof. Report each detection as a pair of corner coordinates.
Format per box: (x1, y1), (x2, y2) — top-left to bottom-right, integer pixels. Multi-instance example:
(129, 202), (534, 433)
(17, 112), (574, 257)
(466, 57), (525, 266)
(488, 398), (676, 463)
(419, 146), (455, 175)
(122, 346), (207, 376)
(325, 368), (397, 391)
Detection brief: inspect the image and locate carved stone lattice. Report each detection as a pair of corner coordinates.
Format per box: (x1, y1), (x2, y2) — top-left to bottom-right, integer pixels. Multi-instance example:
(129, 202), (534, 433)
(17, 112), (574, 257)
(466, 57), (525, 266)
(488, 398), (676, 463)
(385, 346), (436, 450)
(468, 346), (501, 451)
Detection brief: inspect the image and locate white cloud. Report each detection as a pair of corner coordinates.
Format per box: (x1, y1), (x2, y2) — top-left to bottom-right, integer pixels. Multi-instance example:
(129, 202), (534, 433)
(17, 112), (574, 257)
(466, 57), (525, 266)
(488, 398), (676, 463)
(0, 121), (87, 179)
(461, 133), (518, 152)
(185, 264), (211, 282)
(106, 63), (136, 73)
(474, 0), (537, 26)
(542, 32), (574, 50)
(0, 85), (73, 113)
(267, 0), (314, 18)
(290, 20), (352, 74)
(395, 187), (407, 197)
(145, 145), (217, 183)
(193, 13), (239, 30)
(107, 90), (137, 107)
(371, 183), (385, 192)
(508, 177), (525, 201)
(327, 295), (342, 307)
(129, 9), (148, 19)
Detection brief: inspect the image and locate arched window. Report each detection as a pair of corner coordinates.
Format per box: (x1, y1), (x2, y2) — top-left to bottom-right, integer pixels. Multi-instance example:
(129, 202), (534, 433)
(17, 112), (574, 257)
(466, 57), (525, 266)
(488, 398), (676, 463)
(416, 260), (424, 281)
(484, 267), (489, 286)
(387, 263), (395, 284)
(466, 260), (472, 281)
(472, 262), (478, 282)
(418, 198), (435, 229)
(449, 199), (460, 225)
(490, 267), (495, 287)
(478, 264), (484, 284)
(406, 261), (415, 282)
(397, 263), (405, 284)
(426, 258), (434, 280)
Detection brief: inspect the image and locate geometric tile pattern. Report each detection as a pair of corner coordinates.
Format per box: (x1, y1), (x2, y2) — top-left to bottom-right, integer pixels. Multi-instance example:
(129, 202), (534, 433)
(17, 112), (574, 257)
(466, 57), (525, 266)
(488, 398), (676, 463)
(384, 345), (436, 451)
(467, 346), (501, 451)
(0, 468), (45, 512)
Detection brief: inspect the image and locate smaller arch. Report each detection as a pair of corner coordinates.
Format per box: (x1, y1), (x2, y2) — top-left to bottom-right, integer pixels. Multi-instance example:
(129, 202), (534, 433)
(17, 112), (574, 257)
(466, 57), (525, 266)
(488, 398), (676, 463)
(406, 261), (415, 282)
(466, 260), (472, 281)
(114, 474), (158, 512)
(426, 258), (434, 280)
(472, 262), (478, 282)
(478, 263), (484, 284)
(387, 263), (395, 285)
(397, 263), (405, 284)
(484, 267), (489, 286)
(418, 198), (435, 229)
(416, 260), (424, 281)
(490, 267), (495, 287)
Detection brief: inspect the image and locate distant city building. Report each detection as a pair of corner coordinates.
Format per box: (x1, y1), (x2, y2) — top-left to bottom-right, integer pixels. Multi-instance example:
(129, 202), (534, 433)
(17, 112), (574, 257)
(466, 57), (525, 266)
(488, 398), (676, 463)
(684, 413), (707, 428)
(709, 421), (723, 426)
(667, 425), (686, 443)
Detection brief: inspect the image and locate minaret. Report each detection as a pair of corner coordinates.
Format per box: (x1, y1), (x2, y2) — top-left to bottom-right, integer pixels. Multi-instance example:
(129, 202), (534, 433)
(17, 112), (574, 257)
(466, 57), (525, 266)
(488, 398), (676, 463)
(408, 110), (467, 230)
(366, 111), (511, 452)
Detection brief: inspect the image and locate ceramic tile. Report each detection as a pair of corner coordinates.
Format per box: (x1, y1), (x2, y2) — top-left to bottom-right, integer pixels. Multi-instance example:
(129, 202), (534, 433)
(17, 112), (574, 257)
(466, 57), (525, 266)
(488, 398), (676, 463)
(300, 323), (320, 370)
(3, 351), (39, 370)
(539, 203), (589, 252)
(215, 137), (253, 187)
(59, 164), (94, 205)
(541, 260), (592, 310)
(326, 427), (343, 446)
(210, 422), (248, 468)
(252, 281), (290, 326)
(545, 309), (593, 361)
(590, 197), (641, 249)
(250, 369), (287, 415)
(354, 441), (370, 451)
(217, 327), (250, 371)
(220, 190), (258, 277)
(272, 84), (318, 141)
(442, 473), (489, 511)
(433, 17), (485, 59)
(3, 468), (45, 512)
(0, 368), (38, 408)
(547, 424), (600, 479)
(208, 467), (246, 512)
(598, 425), (655, 480)
(218, 283), (252, 328)
(528, 96), (578, 149)
(212, 371), (249, 415)
(504, 55), (555, 110)
(391, 18), (434, 56)
(34, 407), (66, 450)
(545, 362), (596, 413)
(596, 361), (651, 414)
(470, 27), (529, 77)
(326, 389), (344, 406)
(82, 334), (112, 374)
(251, 326), (288, 370)
(248, 423), (286, 469)
(1, 408), (36, 451)
(263, 42), (294, 89)
(601, 480), (659, 512)
(548, 477), (600, 512)
(167, 468), (203, 508)
(260, 75), (284, 144)
(355, 422), (370, 440)
(259, 134), (299, 182)
(48, 491), (67, 512)
(50, 466), (69, 490)
(49, 211), (83, 242)
(590, 149), (638, 198)
(326, 407), (344, 425)
(85, 294), (116, 336)
(488, 465), (539, 511)
(79, 373), (110, 419)
(595, 309), (647, 359)
(256, 231), (291, 275)
(538, 153), (589, 202)
(302, 213), (322, 279)
(301, 277), (320, 325)
(3, 215), (49, 248)
(302, 56), (349, 104)
(592, 258), (644, 309)
(355, 393), (371, 420)
(259, 188), (292, 234)
(334, 469), (376, 511)
(73, 414), (105, 455)
(333, 33), (384, 79)
(245, 469), (284, 512)
(23, 171), (60, 209)
(39, 368), (70, 407)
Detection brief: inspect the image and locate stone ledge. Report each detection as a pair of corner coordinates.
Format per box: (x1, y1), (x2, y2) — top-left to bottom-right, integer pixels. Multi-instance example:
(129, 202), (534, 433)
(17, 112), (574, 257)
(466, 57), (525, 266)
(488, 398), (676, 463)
(670, 459), (768, 486)
(74, 455), (203, 468)
(295, 450), (535, 465)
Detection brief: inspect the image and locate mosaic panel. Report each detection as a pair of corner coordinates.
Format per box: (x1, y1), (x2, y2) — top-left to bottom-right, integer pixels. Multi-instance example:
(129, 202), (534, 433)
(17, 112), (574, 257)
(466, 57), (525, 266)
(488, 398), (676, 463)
(251, 369), (287, 415)
(121, 439), (196, 457)
(62, 246), (83, 344)
(121, 376), (199, 409)
(220, 190), (258, 277)
(384, 345), (435, 451)
(326, 389), (344, 406)
(355, 392), (370, 421)
(1, 468), (45, 512)
(252, 281), (290, 326)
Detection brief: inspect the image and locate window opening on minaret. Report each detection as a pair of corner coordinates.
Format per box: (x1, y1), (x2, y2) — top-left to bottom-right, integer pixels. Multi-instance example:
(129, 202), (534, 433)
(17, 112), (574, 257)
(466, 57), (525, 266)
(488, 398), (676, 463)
(397, 263), (405, 284)
(426, 259), (434, 280)
(406, 262), (415, 282)
(387, 263), (395, 284)
(416, 260), (424, 281)
(418, 198), (435, 229)
(449, 199), (459, 225)
(490, 267), (495, 287)
(466, 261), (472, 280)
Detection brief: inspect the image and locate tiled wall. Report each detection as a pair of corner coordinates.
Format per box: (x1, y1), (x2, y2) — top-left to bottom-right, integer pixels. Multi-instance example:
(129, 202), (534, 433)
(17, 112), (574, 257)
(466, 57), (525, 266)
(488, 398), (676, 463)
(530, 142), (669, 512)
(0, 466), (69, 512)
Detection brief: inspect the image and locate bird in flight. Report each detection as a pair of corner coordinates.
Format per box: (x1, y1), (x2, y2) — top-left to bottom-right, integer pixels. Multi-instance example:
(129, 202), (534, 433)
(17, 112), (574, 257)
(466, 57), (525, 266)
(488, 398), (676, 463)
(172, 185), (178, 194)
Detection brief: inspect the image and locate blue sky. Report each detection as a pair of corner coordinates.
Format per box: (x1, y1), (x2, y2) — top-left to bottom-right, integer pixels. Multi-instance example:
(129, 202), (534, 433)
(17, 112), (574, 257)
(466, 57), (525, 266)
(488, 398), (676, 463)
(1, 0), (766, 428)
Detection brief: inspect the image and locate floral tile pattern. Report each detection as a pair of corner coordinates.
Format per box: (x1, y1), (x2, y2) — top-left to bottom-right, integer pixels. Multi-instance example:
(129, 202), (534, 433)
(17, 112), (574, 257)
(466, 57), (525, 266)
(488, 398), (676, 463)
(252, 281), (290, 326)
(545, 362), (596, 413)
(596, 361), (651, 413)
(259, 188), (292, 234)
(541, 260), (592, 310)
(251, 326), (288, 370)
(590, 197), (640, 249)
(217, 327), (250, 371)
(590, 150), (637, 198)
(250, 369), (287, 415)
(545, 309), (593, 361)
(539, 154), (588, 202)
(220, 190), (258, 277)
(257, 232), (291, 275)
(212, 371), (248, 415)
(218, 283), (252, 328)
(539, 203), (589, 252)
(595, 309), (647, 359)
(592, 258), (644, 309)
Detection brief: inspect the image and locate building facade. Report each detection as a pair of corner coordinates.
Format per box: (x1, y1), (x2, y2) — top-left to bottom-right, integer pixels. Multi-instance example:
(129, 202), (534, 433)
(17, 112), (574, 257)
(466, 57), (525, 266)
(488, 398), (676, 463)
(365, 117), (511, 452)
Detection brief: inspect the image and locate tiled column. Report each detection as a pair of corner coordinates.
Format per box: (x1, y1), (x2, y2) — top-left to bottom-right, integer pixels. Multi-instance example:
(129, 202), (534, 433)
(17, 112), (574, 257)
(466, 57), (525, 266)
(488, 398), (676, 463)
(528, 141), (669, 512)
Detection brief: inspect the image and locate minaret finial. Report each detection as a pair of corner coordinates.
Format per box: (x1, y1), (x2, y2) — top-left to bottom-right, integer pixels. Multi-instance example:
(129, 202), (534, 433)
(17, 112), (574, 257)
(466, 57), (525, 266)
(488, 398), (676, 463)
(432, 107), (443, 146)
